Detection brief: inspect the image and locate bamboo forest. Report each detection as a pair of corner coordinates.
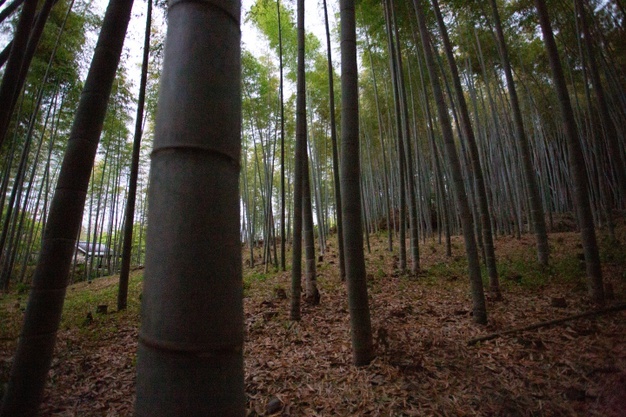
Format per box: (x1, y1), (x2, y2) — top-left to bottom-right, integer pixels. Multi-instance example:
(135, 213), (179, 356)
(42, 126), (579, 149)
(0, 0), (625, 415)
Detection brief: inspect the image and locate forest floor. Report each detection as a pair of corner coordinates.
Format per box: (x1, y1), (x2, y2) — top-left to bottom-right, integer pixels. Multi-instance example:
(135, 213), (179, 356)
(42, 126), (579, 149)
(1, 219), (626, 416)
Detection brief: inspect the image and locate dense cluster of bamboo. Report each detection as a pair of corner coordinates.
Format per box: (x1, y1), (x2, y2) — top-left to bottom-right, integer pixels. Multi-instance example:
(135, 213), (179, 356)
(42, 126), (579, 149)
(0, 0), (623, 414)
(243, 0), (624, 321)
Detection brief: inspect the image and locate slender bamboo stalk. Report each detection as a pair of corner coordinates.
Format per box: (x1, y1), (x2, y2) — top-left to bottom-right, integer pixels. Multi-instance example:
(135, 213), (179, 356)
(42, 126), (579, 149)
(323, 0), (346, 280)
(534, 0), (604, 304)
(290, 0), (307, 321)
(340, 0), (374, 366)
(432, 0), (500, 297)
(413, 0), (487, 324)
(118, 0), (152, 310)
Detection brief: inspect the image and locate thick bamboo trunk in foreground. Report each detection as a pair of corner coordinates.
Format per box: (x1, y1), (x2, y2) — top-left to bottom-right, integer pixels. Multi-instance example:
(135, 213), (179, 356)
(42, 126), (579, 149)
(135, 1), (245, 415)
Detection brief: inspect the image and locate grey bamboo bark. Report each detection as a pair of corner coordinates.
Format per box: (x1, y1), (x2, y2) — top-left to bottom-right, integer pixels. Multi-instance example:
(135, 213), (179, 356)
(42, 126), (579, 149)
(534, 0), (604, 304)
(488, 0), (549, 266)
(242, 149), (255, 266)
(300, 17), (317, 305)
(136, 181), (148, 265)
(278, 0), (286, 271)
(415, 46), (452, 255)
(87, 146), (109, 281)
(303, 141), (320, 304)
(0, 0), (133, 414)
(390, 0), (420, 274)
(15, 0), (60, 91)
(309, 136), (327, 255)
(365, 34), (393, 252)
(383, 0), (406, 272)
(431, 0), (499, 297)
(290, 0), (306, 321)
(413, 0), (487, 324)
(134, 1), (244, 415)
(0, 0), (25, 26)
(576, 0), (626, 202)
(0, 94), (51, 288)
(322, 0), (346, 281)
(21, 97), (61, 284)
(118, 0), (151, 311)
(0, 0), (37, 147)
(0, 138), (18, 220)
(0, 0), (59, 150)
(0, 107), (36, 291)
(340, 0), (374, 366)
(573, 15), (616, 239)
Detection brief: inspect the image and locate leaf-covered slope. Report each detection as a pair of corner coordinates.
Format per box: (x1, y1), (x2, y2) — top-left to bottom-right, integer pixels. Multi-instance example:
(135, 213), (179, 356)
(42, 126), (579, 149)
(1, 228), (625, 416)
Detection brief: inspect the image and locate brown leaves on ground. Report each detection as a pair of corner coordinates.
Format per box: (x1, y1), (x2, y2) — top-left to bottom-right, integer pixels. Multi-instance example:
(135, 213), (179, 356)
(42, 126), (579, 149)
(244, 250), (625, 416)
(0, 228), (625, 416)
(42, 325), (137, 416)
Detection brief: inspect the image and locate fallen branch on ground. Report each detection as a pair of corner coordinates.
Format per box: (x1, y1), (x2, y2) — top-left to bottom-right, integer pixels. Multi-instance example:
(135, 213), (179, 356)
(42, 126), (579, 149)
(468, 302), (626, 346)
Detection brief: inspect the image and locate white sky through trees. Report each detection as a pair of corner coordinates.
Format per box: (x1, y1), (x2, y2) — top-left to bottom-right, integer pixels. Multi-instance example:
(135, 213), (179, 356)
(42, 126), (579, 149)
(66, 0), (336, 232)
(0, 0), (338, 233)
(0, 0), (337, 118)
(85, 0), (336, 100)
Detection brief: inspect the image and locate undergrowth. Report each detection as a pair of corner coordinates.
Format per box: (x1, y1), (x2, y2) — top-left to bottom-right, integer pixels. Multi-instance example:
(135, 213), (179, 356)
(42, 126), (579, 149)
(61, 271), (144, 331)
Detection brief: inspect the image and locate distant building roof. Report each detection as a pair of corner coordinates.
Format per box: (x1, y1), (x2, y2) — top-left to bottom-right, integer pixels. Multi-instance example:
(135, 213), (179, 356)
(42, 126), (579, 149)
(76, 242), (110, 257)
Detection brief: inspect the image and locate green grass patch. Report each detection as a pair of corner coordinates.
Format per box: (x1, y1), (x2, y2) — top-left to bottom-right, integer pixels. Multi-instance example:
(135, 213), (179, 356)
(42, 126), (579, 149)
(497, 256), (547, 289)
(60, 272), (143, 332)
(599, 237), (626, 264)
(425, 256), (467, 281)
(243, 270), (273, 296)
